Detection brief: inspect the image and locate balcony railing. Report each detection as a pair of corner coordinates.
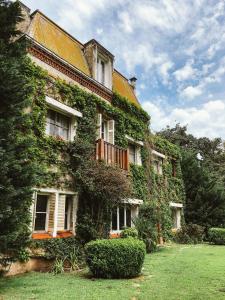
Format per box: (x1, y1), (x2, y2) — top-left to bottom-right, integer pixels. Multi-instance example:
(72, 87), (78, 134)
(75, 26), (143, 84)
(96, 139), (129, 171)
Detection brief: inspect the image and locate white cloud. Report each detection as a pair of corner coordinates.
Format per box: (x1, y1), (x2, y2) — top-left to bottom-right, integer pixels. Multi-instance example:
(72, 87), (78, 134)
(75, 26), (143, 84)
(159, 61), (174, 85)
(180, 85), (203, 100)
(174, 61), (196, 81)
(118, 11), (133, 33)
(143, 99), (225, 138)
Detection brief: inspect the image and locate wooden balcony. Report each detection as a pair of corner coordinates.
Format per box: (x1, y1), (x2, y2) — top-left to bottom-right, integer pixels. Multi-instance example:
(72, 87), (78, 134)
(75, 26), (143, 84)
(96, 139), (129, 171)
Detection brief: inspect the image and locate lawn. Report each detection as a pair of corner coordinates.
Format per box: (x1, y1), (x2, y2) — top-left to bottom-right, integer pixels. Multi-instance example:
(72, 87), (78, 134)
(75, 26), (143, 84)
(0, 244), (225, 300)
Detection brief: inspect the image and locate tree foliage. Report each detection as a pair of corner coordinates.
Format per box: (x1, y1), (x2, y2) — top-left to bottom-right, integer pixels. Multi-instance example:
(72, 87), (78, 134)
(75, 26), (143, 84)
(0, 0), (39, 255)
(158, 124), (225, 228)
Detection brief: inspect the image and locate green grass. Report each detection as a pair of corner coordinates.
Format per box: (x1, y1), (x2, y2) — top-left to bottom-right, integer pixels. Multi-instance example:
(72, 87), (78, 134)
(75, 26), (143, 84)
(0, 244), (225, 300)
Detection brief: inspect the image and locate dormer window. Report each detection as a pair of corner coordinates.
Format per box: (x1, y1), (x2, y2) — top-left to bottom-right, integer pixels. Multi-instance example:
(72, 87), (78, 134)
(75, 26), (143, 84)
(97, 57), (106, 85)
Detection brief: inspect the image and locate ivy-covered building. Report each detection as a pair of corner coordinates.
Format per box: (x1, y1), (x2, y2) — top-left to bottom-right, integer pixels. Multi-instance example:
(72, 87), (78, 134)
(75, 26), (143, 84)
(16, 3), (185, 241)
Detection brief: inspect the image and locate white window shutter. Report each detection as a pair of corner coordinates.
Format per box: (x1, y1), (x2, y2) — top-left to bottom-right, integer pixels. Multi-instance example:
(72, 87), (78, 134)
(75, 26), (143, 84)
(136, 147), (142, 166)
(96, 113), (102, 140)
(108, 119), (115, 145)
(57, 195), (66, 231)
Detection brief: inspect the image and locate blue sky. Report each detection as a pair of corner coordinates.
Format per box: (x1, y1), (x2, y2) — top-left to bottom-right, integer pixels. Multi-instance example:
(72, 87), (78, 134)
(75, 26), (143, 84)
(22, 0), (225, 139)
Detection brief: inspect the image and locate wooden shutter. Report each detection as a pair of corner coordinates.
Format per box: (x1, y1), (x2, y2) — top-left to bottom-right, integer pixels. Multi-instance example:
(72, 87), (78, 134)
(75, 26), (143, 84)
(57, 194), (66, 231)
(96, 113), (102, 140)
(107, 119), (115, 145)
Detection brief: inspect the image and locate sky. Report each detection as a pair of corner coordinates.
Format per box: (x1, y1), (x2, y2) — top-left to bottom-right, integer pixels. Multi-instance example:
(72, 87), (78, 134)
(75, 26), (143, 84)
(22, 0), (225, 139)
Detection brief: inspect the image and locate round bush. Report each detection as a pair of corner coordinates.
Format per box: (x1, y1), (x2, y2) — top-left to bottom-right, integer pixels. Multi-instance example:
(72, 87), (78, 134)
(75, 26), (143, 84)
(208, 228), (225, 245)
(85, 238), (146, 278)
(120, 227), (138, 239)
(173, 224), (205, 244)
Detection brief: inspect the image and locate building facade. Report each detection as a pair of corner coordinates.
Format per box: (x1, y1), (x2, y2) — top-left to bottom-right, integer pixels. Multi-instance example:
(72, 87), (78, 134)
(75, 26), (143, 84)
(18, 3), (185, 241)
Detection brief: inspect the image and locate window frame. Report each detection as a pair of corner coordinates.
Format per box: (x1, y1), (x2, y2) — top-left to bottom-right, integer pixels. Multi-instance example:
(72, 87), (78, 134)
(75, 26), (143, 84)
(97, 56), (106, 85)
(64, 196), (72, 231)
(34, 193), (49, 233)
(128, 143), (136, 165)
(46, 109), (71, 141)
(111, 205), (132, 233)
(153, 156), (163, 175)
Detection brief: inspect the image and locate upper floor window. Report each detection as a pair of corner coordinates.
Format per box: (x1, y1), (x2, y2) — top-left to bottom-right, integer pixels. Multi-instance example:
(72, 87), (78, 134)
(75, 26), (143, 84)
(101, 119), (108, 140)
(128, 142), (142, 166)
(153, 157), (163, 175)
(97, 57), (105, 85)
(129, 144), (136, 164)
(97, 113), (115, 145)
(46, 109), (70, 140)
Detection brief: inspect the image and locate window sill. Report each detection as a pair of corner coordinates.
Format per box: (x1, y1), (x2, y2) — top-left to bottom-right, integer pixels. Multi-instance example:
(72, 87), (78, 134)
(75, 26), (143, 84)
(32, 231), (73, 240)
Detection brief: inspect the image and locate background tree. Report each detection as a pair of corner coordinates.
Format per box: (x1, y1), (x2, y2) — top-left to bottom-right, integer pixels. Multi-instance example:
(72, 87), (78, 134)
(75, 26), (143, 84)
(158, 124), (225, 228)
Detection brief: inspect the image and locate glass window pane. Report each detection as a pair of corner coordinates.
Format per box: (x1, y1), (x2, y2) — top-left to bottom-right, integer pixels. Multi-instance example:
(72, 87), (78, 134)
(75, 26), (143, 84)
(46, 109), (70, 140)
(64, 197), (69, 230)
(119, 206), (125, 230)
(112, 207), (117, 230)
(126, 206), (131, 228)
(129, 144), (136, 164)
(35, 213), (46, 231)
(36, 195), (48, 212)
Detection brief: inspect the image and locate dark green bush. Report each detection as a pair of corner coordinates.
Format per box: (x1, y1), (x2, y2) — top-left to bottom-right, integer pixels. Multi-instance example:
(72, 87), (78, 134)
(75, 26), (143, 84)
(174, 224), (205, 244)
(208, 228), (225, 245)
(120, 227), (138, 239)
(85, 238), (146, 278)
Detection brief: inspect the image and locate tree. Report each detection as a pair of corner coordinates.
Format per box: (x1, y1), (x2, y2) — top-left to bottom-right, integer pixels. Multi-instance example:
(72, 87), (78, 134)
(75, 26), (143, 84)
(181, 150), (225, 228)
(0, 0), (39, 257)
(158, 124), (225, 228)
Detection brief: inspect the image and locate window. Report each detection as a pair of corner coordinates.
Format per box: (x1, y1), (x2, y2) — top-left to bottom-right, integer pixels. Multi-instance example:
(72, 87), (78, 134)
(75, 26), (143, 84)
(101, 120), (108, 140)
(64, 196), (72, 230)
(153, 157), (163, 175)
(111, 205), (132, 231)
(97, 114), (115, 144)
(46, 109), (70, 140)
(34, 195), (48, 231)
(129, 144), (136, 164)
(97, 57), (105, 85)
(172, 208), (181, 229)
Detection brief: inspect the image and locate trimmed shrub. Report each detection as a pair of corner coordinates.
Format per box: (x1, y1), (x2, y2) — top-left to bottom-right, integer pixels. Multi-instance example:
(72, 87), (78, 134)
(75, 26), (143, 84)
(120, 227), (138, 239)
(85, 238), (146, 278)
(173, 224), (205, 244)
(208, 228), (225, 245)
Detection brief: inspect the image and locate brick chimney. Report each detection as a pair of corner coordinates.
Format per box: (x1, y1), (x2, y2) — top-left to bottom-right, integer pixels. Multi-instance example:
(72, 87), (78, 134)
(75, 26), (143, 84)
(129, 77), (137, 89)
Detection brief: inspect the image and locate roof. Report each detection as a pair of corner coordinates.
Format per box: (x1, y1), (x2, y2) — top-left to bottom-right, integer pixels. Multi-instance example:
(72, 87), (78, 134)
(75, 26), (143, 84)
(28, 11), (90, 76)
(26, 10), (140, 107)
(85, 39), (114, 59)
(113, 70), (140, 107)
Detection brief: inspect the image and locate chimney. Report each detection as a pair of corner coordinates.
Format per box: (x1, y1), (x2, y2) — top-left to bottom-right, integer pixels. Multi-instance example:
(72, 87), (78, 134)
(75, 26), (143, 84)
(129, 77), (137, 89)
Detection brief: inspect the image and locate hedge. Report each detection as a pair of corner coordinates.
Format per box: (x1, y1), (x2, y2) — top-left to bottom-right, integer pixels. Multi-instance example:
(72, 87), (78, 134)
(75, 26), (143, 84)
(208, 228), (225, 245)
(120, 227), (138, 239)
(85, 238), (146, 278)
